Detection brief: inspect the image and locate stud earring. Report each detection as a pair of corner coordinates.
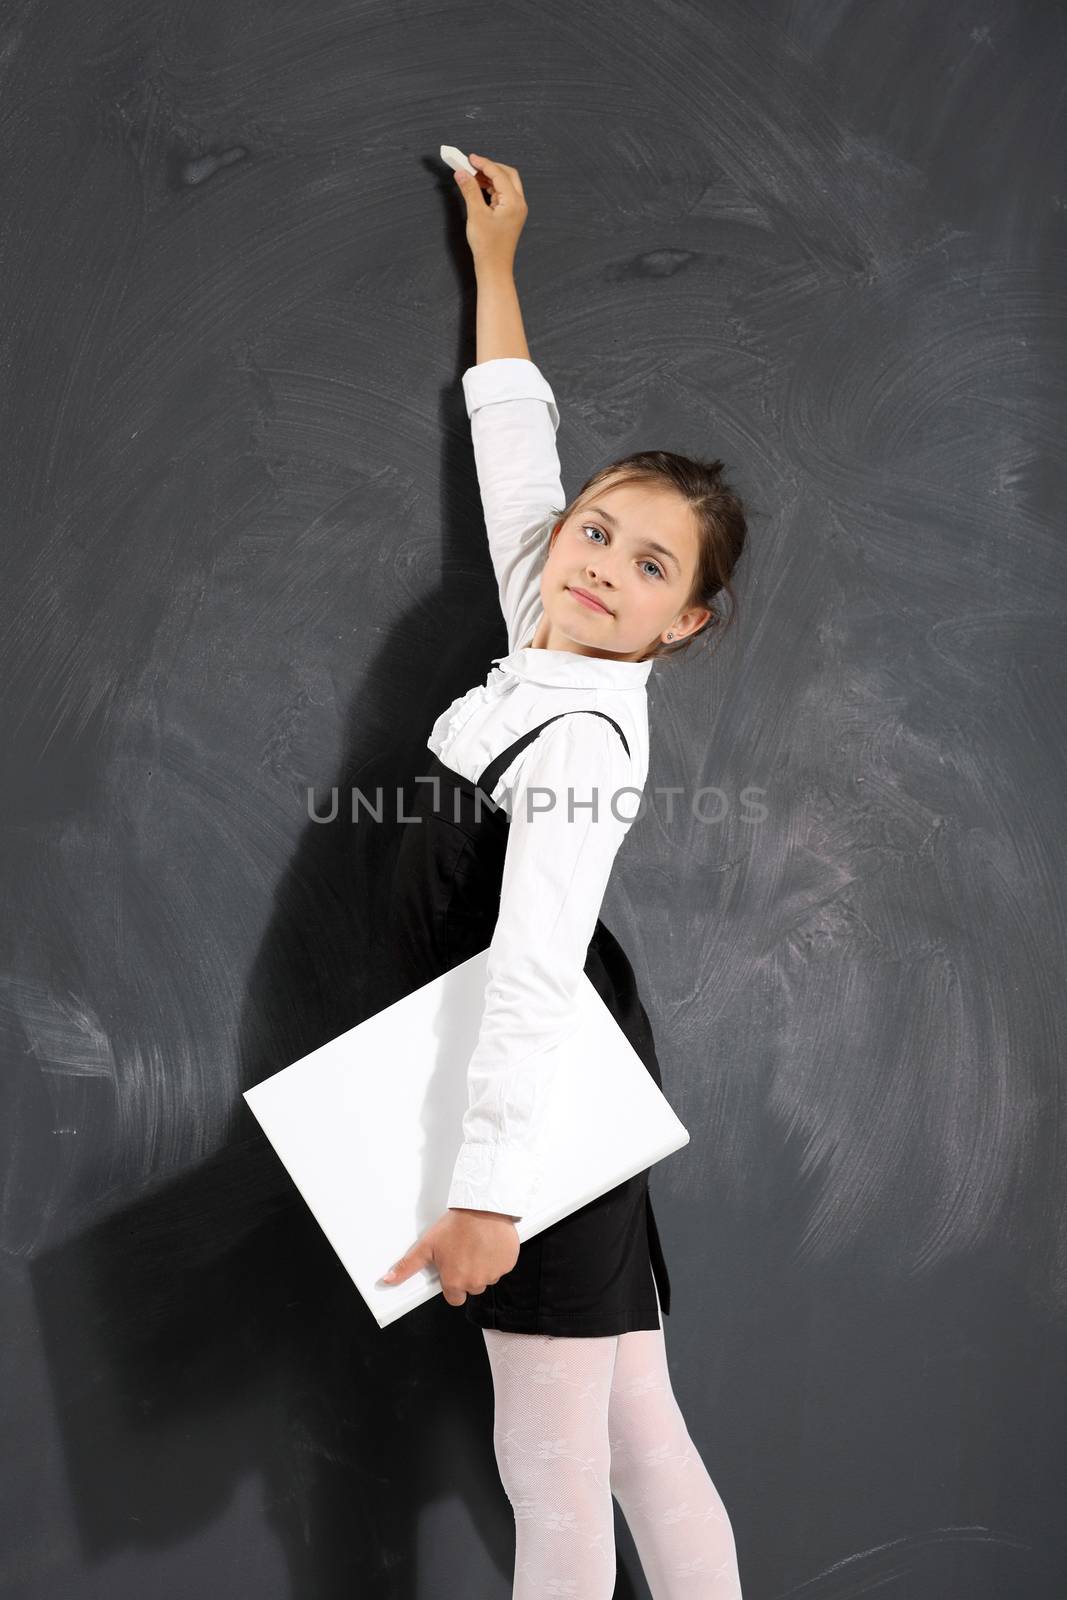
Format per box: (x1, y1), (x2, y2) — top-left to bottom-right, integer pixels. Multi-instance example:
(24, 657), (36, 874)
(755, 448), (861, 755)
(666, 631), (674, 641)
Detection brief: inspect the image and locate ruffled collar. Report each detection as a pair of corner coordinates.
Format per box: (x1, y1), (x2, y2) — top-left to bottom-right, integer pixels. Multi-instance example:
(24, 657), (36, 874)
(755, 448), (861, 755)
(491, 644), (653, 691)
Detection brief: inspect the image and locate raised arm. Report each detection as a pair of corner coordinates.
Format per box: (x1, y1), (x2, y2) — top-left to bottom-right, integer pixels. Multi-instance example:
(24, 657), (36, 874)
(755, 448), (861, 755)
(462, 357), (564, 652)
(454, 154), (565, 651)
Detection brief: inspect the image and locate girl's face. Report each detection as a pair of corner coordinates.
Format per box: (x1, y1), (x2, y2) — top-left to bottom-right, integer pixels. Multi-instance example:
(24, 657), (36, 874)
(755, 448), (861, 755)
(534, 478), (711, 661)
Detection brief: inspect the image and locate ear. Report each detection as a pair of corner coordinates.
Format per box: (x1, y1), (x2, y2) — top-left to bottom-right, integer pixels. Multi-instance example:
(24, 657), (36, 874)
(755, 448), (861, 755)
(675, 604), (713, 641)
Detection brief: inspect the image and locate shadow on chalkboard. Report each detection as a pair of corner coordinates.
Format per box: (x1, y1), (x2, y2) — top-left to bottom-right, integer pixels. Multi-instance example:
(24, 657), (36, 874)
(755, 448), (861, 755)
(26, 157), (649, 1600)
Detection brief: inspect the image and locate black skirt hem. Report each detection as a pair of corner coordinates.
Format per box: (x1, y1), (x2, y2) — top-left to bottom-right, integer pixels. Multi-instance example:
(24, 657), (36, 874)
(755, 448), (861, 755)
(462, 1252), (668, 1338)
(466, 1306), (663, 1337)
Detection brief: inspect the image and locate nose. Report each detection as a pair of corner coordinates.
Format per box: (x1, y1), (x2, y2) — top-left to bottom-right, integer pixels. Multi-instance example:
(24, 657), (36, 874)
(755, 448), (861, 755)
(584, 552), (614, 587)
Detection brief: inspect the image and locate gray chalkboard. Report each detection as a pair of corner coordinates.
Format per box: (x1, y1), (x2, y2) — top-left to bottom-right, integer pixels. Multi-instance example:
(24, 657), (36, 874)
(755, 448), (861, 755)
(3, 2), (1065, 1597)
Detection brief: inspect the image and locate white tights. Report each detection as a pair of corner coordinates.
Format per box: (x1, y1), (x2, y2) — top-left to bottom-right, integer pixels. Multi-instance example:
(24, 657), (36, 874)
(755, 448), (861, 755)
(480, 1298), (743, 1598)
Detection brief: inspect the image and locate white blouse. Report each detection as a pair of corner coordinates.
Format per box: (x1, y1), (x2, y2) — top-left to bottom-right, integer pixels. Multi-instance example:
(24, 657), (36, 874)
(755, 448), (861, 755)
(429, 357), (655, 1220)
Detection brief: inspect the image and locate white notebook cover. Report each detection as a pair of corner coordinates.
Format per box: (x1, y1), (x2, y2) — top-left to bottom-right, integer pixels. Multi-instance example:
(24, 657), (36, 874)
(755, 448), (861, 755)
(243, 948), (689, 1329)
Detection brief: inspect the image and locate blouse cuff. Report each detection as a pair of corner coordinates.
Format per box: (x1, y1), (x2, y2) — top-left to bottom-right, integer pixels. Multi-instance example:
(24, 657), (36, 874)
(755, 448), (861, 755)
(446, 1138), (543, 1219)
(461, 358), (560, 429)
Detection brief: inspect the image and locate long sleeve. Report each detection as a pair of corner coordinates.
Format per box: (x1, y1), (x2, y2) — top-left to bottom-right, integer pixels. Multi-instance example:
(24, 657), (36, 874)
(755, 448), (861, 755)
(461, 357), (566, 653)
(446, 714), (641, 1218)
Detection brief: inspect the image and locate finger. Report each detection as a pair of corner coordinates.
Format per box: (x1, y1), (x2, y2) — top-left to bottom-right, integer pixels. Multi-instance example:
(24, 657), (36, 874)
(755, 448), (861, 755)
(469, 153), (511, 191)
(464, 154), (492, 185)
(467, 156), (514, 212)
(379, 1244), (427, 1285)
(472, 155), (524, 200)
(453, 167), (492, 210)
(498, 162), (525, 199)
(441, 1283), (467, 1307)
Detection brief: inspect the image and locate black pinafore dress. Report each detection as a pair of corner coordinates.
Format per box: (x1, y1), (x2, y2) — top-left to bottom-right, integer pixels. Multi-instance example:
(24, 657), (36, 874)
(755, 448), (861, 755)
(387, 708), (672, 1337)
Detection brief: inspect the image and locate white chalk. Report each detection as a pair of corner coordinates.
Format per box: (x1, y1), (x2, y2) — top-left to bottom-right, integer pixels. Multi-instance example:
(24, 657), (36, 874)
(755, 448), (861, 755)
(440, 144), (477, 177)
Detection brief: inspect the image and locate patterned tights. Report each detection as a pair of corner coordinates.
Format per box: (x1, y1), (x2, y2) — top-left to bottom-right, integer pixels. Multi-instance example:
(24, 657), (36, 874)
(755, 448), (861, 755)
(480, 1293), (743, 1598)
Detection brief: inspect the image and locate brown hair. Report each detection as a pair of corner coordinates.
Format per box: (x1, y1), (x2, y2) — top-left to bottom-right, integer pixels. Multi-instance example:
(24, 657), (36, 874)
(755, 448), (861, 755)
(545, 451), (749, 663)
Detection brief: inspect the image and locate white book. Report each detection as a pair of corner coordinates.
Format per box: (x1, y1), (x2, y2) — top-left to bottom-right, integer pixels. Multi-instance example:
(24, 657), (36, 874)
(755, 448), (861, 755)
(244, 948), (689, 1329)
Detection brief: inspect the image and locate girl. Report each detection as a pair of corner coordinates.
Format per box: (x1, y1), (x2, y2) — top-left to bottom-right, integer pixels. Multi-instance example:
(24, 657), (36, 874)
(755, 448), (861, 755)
(381, 152), (748, 1598)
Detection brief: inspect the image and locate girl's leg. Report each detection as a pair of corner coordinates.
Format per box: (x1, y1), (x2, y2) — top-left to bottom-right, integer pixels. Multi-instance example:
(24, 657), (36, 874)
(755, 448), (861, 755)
(607, 1313), (744, 1598)
(481, 1327), (620, 1599)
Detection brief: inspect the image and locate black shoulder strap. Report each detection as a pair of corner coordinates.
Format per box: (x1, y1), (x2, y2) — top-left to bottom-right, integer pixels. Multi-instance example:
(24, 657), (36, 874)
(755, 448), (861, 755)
(477, 710), (630, 798)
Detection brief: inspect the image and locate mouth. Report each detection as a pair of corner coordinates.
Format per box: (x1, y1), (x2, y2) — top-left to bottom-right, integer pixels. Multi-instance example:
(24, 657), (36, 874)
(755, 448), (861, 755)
(568, 586), (613, 616)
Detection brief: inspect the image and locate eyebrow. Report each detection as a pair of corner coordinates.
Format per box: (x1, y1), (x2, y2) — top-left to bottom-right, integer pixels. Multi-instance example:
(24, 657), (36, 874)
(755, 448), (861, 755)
(584, 506), (682, 575)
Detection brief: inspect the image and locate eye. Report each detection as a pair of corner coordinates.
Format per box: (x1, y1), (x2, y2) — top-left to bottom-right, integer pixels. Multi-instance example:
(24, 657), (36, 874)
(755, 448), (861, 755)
(580, 524), (665, 580)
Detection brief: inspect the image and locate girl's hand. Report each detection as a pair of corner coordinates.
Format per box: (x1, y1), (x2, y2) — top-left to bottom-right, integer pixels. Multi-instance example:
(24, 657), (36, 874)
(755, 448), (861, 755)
(379, 1207), (520, 1306)
(453, 153), (528, 273)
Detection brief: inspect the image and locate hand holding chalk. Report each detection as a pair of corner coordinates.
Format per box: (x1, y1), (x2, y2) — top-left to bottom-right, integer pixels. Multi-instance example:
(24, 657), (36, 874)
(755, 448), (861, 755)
(441, 147), (529, 270)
